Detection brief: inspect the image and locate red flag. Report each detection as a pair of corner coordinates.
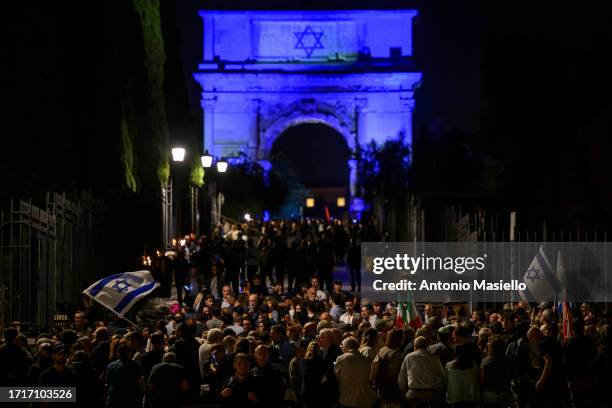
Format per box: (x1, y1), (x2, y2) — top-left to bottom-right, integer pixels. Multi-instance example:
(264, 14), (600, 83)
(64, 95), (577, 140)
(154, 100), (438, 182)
(324, 205), (331, 222)
(562, 301), (573, 339)
(407, 301), (423, 329)
(395, 303), (405, 329)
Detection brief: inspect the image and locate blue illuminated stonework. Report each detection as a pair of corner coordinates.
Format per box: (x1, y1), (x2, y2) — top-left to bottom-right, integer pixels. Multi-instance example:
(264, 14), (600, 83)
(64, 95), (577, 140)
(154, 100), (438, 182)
(193, 9), (422, 213)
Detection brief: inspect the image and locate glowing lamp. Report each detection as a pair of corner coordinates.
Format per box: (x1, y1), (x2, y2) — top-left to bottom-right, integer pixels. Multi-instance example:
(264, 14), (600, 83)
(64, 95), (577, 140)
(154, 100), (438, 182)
(337, 197), (346, 207)
(171, 147), (186, 162)
(201, 151), (213, 168)
(216, 159), (228, 173)
(306, 198), (315, 208)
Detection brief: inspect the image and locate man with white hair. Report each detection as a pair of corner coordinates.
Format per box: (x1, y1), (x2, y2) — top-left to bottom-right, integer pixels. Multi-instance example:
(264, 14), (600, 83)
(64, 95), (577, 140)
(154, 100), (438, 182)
(199, 328), (224, 377)
(335, 336), (377, 408)
(398, 336), (445, 408)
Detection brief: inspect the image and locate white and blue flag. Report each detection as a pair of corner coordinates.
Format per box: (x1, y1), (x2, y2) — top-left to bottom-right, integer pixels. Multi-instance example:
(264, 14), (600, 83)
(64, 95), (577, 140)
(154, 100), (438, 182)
(519, 247), (561, 302)
(83, 270), (159, 317)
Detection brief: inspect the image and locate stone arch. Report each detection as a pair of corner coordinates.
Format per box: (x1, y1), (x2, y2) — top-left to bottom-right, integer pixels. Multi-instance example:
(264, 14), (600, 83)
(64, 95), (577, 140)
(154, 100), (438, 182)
(260, 104), (355, 160)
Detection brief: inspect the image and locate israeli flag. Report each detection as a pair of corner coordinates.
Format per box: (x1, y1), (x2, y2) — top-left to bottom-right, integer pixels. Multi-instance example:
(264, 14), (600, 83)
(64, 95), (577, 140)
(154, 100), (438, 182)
(519, 247), (561, 302)
(83, 270), (159, 317)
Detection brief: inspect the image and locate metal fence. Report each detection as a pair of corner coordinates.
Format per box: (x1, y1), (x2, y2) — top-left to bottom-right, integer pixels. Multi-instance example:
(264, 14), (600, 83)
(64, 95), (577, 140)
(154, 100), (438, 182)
(380, 192), (609, 244)
(0, 192), (105, 329)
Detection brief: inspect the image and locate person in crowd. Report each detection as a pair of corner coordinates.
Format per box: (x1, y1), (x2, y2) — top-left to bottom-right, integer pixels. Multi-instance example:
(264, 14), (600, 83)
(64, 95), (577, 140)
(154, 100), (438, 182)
(171, 323), (201, 399)
(398, 336), (445, 408)
(480, 334), (512, 407)
(339, 299), (361, 327)
(0, 327), (31, 386)
(207, 307), (224, 330)
(251, 345), (285, 406)
(147, 352), (188, 408)
(359, 327), (378, 363)
(221, 285), (233, 309)
(361, 304), (379, 328)
(91, 326), (111, 377)
(507, 320), (535, 405)
(220, 352), (259, 407)
(289, 339), (309, 401)
(69, 350), (99, 407)
(564, 318), (597, 406)
(271, 324), (296, 371)
(202, 343), (233, 398)
(199, 328), (225, 376)
(445, 344), (481, 407)
(428, 326), (456, 367)
(535, 323), (567, 406)
(454, 324), (482, 366)
(104, 343), (142, 408)
(205, 264), (225, 300)
(141, 332), (165, 383)
(299, 341), (327, 408)
(40, 343), (78, 387)
(346, 236), (361, 293)
(335, 336), (377, 408)
(125, 331), (146, 364)
(371, 328), (404, 408)
(27, 341), (54, 385)
(587, 324), (612, 406)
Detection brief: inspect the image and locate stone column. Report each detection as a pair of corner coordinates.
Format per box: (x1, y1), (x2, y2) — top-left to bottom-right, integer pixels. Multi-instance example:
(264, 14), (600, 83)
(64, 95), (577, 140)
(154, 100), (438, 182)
(247, 98), (262, 161)
(399, 95), (415, 147)
(354, 97), (368, 146)
(348, 156), (358, 198)
(201, 95), (218, 154)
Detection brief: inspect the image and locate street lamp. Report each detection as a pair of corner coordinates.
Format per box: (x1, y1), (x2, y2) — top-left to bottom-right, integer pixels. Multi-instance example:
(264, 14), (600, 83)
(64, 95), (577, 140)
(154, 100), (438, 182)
(216, 158), (228, 173)
(337, 197), (346, 207)
(306, 197), (315, 208)
(171, 147), (186, 162)
(201, 150), (213, 168)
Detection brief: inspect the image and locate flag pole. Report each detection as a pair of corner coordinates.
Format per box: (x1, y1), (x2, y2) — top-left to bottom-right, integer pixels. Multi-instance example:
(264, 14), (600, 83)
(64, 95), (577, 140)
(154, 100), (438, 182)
(510, 212), (517, 309)
(84, 292), (139, 328)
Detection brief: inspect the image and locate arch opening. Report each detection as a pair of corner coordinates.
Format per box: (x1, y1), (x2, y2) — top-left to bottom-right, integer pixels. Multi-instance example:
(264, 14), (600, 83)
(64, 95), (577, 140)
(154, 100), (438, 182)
(270, 123), (350, 217)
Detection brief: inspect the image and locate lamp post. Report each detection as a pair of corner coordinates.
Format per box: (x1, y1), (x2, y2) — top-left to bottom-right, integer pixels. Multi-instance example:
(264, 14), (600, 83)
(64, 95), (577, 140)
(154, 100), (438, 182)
(170, 147), (188, 251)
(199, 153), (229, 233)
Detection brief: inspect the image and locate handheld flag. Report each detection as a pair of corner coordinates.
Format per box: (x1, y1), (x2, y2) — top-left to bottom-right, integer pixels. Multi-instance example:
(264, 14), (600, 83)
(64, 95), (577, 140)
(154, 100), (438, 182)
(556, 251), (573, 339)
(396, 291), (422, 330)
(395, 302), (405, 329)
(406, 300), (423, 329)
(519, 247), (561, 302)
(84, 270), (159, 317)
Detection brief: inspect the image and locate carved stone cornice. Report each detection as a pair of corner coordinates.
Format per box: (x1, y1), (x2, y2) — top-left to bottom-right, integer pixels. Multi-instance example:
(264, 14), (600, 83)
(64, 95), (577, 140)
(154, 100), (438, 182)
(200, 95), (218, 112)
(400, 96), (415, 112)
(193, 72), (422, 94)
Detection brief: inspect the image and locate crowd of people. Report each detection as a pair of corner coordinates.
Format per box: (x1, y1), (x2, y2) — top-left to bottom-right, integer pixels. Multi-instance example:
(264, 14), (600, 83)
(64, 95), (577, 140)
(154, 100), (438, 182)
(1, 219), (612, 408)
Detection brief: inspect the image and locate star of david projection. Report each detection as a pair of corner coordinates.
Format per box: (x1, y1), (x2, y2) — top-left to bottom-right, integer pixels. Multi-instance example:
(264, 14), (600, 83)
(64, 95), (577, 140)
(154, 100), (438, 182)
(525, 266), (540, 282)
(112, 279), (131, 293)
(294, 26), (324, 58)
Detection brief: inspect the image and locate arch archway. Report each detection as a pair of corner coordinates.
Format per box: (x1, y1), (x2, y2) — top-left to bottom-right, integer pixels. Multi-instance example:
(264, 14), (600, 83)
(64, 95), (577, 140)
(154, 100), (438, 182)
(271, 123), (350, 216)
